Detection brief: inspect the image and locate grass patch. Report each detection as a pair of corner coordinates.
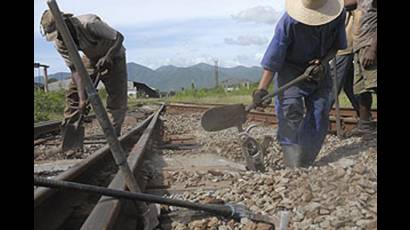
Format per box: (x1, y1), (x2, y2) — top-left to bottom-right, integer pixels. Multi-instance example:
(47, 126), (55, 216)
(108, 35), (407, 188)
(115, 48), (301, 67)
(166, 83), (377, 109)
(34, 89), (66, 122)
(34, 88), (109, 123)
(34, 83), (376, 123)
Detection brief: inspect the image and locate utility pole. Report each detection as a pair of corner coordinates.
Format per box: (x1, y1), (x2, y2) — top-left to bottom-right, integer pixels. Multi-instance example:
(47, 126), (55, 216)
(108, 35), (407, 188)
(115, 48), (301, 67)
(191, 80), (196, 90)
(214, 59), (219, 88)
(34, 62), (50, 92)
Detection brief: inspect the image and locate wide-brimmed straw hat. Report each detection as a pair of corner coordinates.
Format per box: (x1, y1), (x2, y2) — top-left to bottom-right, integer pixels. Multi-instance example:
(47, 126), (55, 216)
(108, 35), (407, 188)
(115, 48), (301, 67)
(285, 0), (343, 26)
(40, 9), (73, 41)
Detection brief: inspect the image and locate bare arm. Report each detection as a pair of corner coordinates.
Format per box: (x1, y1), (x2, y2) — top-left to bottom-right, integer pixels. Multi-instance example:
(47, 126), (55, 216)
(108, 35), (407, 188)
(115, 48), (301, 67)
(258, 69), (274, 90)
(362, 28), (377, 68)
(70, 66), (87, 110)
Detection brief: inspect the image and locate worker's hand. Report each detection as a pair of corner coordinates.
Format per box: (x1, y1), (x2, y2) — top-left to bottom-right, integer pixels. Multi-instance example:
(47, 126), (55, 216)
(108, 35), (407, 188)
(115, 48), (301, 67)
(252, 89), (272, 108)
(96, 56), (112, 71)
(307, 59), (325, 82)
(78, 100), (88, 114)
(362, 47), (376, 69)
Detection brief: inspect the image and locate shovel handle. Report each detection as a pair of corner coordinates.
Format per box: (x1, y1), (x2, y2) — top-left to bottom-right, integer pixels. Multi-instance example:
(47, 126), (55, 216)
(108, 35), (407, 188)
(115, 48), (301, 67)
(246, 67), (313, 112)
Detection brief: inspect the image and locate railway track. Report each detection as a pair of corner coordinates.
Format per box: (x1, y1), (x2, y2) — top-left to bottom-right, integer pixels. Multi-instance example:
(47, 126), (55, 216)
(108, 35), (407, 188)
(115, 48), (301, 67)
(34, 103), (377, 140)
(34, 105), (164, 230)
(34, 115), (96, 140)
(165, 101), (377, 118)
(34, 103), (377, 229)
(165, 102), (377, 133)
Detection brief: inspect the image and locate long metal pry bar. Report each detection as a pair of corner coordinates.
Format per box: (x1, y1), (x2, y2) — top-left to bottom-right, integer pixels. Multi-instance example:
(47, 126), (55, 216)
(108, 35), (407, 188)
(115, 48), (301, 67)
(46, 0), (150, 212)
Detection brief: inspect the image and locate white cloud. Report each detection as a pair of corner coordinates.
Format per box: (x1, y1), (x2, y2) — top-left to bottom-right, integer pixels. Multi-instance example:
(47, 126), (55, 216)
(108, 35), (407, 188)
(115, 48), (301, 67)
(34, 0), (282, 34)
(231, 6), (281, 25)
(34, 0), (284, 73)
(224, 35), (268, 46)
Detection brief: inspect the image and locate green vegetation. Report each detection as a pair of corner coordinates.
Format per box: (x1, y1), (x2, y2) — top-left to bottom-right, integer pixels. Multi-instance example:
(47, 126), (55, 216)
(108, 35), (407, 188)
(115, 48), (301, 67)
(169, 83), (260, 104)
(34, 88), (109, 123)
(34, 83), (377, 123)
(34, 89), (66, 122)
(167, 83), (377, 109)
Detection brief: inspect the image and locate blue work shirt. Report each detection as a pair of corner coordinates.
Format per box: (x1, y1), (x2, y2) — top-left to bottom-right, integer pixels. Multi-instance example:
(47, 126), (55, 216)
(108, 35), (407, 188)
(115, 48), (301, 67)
(261, 11), (347, 73)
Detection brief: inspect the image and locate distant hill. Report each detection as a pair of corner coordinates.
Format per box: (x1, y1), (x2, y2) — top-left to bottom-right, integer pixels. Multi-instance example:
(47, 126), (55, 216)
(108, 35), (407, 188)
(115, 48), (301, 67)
(35, 62), (263, 92)
(128, 62), (263, 91)
(34, 72), (70, 84)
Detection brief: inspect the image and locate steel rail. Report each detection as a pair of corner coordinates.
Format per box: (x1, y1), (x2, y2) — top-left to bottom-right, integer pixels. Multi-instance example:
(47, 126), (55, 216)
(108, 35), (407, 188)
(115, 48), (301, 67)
(34, 112), (156, 230)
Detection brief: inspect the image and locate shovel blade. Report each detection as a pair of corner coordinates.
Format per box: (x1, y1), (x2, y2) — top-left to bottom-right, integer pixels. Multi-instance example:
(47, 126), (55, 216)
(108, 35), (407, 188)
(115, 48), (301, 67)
(61, 124), (85, 152)
(201, 104), (247, 132)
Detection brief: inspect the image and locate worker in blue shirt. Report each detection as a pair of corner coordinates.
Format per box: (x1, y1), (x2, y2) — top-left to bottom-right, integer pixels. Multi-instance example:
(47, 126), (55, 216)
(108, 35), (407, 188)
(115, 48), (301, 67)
(252, 0), (347, 168)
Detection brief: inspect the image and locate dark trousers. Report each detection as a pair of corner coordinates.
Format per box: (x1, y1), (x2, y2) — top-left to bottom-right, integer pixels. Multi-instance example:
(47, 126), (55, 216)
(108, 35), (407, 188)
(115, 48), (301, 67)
(329, 54), (360, 115)
(64, 55), (128, 136)
(274, 63), (332, 163)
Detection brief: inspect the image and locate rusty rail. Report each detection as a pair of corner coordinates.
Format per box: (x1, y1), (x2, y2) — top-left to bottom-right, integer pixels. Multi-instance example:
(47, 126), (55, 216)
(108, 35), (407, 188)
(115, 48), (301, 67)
(34, 120), (61, 139)
(165, 103), (377, 133)
(34, 115), (96, 139)
(34, 111), (157, 230)
(80, 104), (164, 229)
(164, 102), (377, 119)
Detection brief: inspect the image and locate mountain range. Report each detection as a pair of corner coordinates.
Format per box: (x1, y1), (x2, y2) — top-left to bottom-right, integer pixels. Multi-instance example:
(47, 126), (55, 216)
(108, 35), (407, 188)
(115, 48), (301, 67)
(34, 62), (263, 92)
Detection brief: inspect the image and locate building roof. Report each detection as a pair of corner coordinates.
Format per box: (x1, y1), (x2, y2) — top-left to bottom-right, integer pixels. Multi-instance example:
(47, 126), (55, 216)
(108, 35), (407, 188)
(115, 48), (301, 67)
(132, 81), (159, 98)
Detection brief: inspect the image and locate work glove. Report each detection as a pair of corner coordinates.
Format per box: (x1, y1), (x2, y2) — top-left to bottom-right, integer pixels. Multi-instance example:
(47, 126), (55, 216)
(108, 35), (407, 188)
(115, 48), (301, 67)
(252, 89), (272, 108)
(96, 56), (112, 71)
(307, 59), (325, 83)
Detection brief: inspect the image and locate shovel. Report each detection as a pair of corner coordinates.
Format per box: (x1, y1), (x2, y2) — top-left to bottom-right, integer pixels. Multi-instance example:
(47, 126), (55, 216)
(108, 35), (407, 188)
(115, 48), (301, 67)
(201, 65), (318, 132)
(34, 176), (288, 228)
(61, 70), (103, 152)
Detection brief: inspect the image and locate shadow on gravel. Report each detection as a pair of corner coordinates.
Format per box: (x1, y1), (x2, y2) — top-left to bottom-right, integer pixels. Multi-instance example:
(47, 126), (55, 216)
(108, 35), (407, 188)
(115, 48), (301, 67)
(314, 136), (377, 166)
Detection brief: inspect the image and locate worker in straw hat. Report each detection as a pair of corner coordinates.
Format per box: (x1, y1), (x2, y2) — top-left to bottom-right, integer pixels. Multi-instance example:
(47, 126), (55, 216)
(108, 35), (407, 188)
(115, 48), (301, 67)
(252, 0), (347, 168)
(40, 10), (128, 137)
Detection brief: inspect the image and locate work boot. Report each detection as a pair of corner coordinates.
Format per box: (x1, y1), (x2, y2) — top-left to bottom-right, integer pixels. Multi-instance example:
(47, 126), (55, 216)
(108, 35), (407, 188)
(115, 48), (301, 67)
(349, 120), (377, 137)
(282, 144), (305, 168)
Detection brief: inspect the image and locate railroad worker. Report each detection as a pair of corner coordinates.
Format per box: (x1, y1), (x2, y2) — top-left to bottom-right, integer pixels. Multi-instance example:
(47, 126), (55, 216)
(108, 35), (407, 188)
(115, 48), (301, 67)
(350, 0), (377, 135)
(329, 0), (360, 117)
(252, 0), (347, 168)
(40, 10), (128, 136)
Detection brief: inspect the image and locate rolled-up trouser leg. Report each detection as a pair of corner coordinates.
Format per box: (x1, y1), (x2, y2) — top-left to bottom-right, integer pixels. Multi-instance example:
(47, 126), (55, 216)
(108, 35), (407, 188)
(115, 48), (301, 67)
(101, 55), (128, 136)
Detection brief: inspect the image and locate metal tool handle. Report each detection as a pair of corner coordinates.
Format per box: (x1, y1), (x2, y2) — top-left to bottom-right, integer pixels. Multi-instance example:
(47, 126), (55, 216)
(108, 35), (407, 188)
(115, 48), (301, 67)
(34, 176), (278, 226)
(47, 0), (142, 197)
(34, 176), (233, 218)
(279, 211), (290, 230)
(332, 57), (342, 137)
(245, 66), (313, 112)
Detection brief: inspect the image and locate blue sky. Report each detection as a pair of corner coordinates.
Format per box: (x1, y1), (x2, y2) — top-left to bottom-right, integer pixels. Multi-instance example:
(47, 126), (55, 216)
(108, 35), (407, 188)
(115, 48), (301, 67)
(34, 0), (285, 75)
